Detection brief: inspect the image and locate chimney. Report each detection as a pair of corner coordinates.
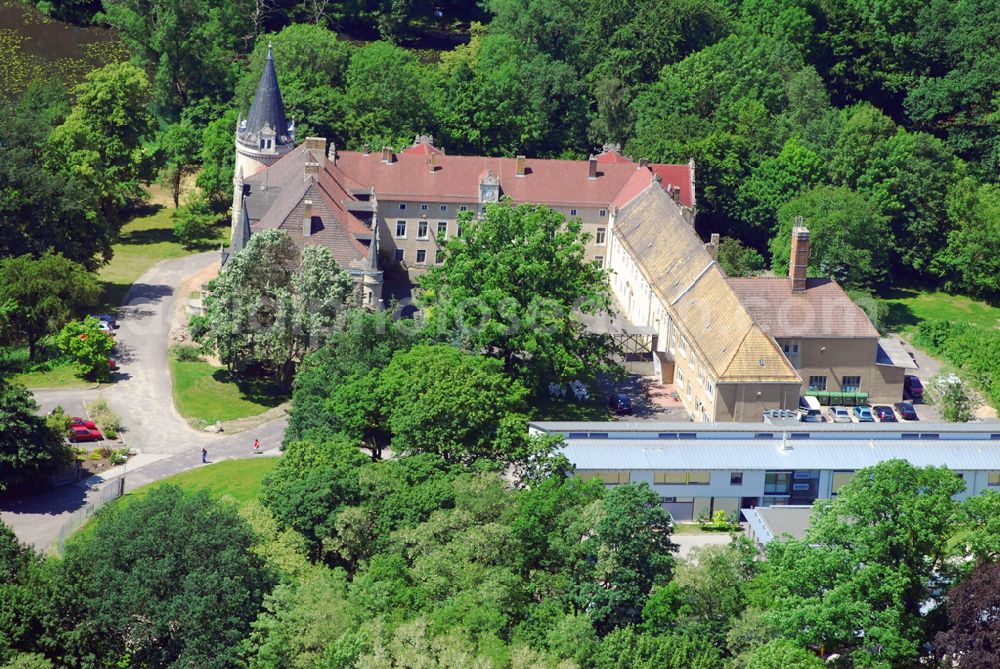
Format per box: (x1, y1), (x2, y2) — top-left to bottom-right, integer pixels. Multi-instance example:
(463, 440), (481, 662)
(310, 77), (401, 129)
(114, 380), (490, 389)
(706, 233), (720, 260)
(303, 200), (313, 237)
(639, 158), (648, 168)
(428, 154), (437, 173)
(304, 160), (320, 176)
(790, 220), (809, 292)
(588, 155), (598, 179)
(381, 146), (394, 163)
(515, 155), (526, 177)
(363, 143), (370, 155)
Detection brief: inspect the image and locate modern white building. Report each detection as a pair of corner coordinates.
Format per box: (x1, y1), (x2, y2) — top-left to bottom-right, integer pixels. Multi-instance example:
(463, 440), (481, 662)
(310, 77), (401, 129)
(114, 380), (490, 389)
(530, 421), (1000, 522)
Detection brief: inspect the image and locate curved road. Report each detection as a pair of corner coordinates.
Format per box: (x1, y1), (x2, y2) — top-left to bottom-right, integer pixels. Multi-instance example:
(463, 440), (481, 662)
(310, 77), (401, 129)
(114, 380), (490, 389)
(1, 253), (287, 550)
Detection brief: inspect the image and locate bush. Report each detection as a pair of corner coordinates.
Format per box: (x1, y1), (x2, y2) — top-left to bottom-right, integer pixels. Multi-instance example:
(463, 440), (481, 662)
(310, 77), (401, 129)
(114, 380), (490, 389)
(88, 451), (102, 460)
(86, 398), (123, 433)
(55, 317), (114, 379)
(170, 344), (203, 362)
(914, 320), (1000, 408)
(172, 193), (216, 246)
(110, 449), (129, 465)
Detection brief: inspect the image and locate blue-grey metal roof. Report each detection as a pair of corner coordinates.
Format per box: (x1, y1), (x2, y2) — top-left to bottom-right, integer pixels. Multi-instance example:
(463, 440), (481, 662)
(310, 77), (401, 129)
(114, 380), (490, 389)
(240, 45), (292, 146)
(531, 420), (1000, 435)
(561, 438), (1000, 471)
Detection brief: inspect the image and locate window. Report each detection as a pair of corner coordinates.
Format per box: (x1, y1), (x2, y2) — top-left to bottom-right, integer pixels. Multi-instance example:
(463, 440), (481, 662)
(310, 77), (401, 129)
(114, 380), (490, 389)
(395, 220), (407, 238)
(842, 376), (862, 392)
(730, 472), (744, 486)
(764, 472), (792, 494)
(570, 209), (577, 216)
(655, 471), (710, 485)
(435, 250), (444, 264)
(398, 203), (406, 210)
(394, 249), (404, 262)
(697, 367), (704, 386)
(676, 368), (684, 385)
(578, 470), (630, 485)
(416, 249), (426, 263)
(459, 205), (468, 211)
(690, 352), (697, 370)
(595, 255), (604, 265)
(782, 342), (800, 355)
(440, 204), (447, 212)
(417, 221), (428, 239)
(831, 471), (854, 494)
(988, 472), (1000, 486)
(437, 221), (447, 237)
(596, 227), (607, 245)
(808, 375), (827, 392)
(420, 203), (428, 211)
(599, 209), (607, 217)
(679, 336), (688, 356)
(706, 381), (714, 397)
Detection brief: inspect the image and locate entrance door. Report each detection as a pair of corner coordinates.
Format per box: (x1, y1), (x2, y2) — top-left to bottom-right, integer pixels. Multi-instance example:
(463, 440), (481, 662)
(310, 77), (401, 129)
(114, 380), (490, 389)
(740, 497), (758, 509)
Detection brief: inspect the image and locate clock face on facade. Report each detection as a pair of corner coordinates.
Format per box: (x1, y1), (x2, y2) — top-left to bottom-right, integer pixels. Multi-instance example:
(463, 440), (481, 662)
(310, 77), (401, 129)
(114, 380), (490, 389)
(484, 188), (497, 201)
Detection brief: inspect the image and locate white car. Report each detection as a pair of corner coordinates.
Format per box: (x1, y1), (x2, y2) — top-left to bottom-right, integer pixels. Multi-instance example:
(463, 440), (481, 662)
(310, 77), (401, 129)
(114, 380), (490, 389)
(827, 406), (851, 423)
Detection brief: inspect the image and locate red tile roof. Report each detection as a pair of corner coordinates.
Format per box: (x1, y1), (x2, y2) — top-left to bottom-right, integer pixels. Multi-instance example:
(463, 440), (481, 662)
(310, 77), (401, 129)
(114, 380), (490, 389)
(727, 277), (880, 339)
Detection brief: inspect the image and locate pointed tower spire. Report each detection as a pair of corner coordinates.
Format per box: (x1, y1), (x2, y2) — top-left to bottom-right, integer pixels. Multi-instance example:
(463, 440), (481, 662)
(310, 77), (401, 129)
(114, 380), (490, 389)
(238, 42), (292, 149)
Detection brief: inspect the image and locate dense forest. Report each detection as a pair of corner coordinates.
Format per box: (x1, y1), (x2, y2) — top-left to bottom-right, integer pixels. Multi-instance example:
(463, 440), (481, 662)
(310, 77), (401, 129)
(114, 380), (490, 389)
(3, 0), (998, 300)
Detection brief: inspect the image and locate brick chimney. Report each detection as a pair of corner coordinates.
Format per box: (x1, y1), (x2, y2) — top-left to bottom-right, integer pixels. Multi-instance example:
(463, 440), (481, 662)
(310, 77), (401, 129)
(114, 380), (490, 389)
(381, 146), (394, 163)
(428, 154), (437, 173)
(790, 221), (809, 292)
(303, 200), (313, 237)
(515, 155), (526, 176)
(588, 155), (598, 179)
(639, 158), (648, 168)
(706, 233), (720, 260)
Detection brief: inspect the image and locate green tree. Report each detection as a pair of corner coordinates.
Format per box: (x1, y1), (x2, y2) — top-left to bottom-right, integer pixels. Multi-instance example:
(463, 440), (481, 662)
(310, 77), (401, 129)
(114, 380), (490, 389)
(0, 523), (50, 664)
(195, 230), (353, 389)
(235, 25), (353, 143)
(959, 491), (1000, 564)
(420, 201), (618, 388)
(172, 193), (217, 246)
(54, 317), (115, 379)
(376, 344), (531, 464)
(98, 0), (252, 118)
(592, 626), (724, 669)
(155, 120), (201, 208)
(0, 380), (74, 491)
(47, 62), (154, 223)
(0, 253), (100, 360)
(734, 137), (824, 238)
(50, 486), (272, 669)
(343, 41), (436, 150)
(197, 108), (239, 211)
(938, 379), (977, 423)
(937, 181), (1000, 298)
(771, 185), (891, 289)
(734, 638), (823, 669)
(717, 237), (766, 277)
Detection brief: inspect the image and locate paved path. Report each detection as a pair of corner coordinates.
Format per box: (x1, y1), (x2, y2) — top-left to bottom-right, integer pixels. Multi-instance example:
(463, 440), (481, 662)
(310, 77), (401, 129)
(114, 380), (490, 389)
(1, 253), (288, 550)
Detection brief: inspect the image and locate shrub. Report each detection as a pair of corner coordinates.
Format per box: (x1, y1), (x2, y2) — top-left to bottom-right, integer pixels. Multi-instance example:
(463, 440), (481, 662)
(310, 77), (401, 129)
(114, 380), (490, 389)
(55, 317), (114, 379)
(172, 193), (216, 246)
(914, 320), (1000, 408)
(88, 451), (102, 460)
(170, 344), (203, 362)
(110, 449), (129, 465)
(104, 429), (118, 440)
(86, 398), (123, 433)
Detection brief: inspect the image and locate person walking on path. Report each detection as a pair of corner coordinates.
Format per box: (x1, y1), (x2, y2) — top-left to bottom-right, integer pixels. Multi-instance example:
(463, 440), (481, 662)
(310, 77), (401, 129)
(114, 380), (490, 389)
(201, 448), (207, 464)
(253, 438), (261, 454)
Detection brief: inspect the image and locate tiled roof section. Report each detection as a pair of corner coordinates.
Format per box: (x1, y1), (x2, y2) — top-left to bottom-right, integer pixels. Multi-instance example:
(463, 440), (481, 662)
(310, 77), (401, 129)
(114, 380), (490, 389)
(727, 277), (880, 339)
(401, 136), (445, 156)
(614, 186), (799, 383)
(650, 164), (694, 211)
(612, 167), (656, 209)
(332, 150), (695, 208)
(271, 180), (371, 272)
(595, 148), (633, 164)
(240, 46), (292, 147)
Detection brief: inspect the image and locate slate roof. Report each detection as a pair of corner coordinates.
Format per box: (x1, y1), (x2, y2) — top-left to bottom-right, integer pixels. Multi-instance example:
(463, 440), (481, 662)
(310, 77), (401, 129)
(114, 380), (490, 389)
(614, 186), (799, 384)
(239, 46), (293, 147)
(727, 277), (880, 339)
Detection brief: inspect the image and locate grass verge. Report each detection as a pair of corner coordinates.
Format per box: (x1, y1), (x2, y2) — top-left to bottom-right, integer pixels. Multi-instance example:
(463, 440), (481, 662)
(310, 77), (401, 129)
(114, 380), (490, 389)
(127, 458), (278, 506)
(169, 355), (287, 425)
(881, 288), (1000, 333)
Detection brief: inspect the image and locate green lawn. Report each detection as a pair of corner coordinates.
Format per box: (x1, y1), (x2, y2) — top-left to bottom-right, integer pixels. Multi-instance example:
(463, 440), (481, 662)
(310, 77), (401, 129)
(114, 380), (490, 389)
(128, 458), (278, 506)
(170, 356), (287, 425)
(98, 204), (227, 311)
(1, 345), (93, 389)
(882, 288), (1000, 333)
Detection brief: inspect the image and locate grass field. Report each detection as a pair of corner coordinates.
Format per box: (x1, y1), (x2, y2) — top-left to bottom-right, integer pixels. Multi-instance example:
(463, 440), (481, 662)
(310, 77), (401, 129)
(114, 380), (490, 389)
(127, 458), (278, 506)
(169, 356), (287, 425)
(1, 345), (92, 389)
(882, 288), (1000, 333)
(98, 203), (227, 311)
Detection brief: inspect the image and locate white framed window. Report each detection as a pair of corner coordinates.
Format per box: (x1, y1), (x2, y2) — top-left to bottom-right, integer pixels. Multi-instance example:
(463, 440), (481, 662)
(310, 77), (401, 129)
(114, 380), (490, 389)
(706, 381), (714, 397)
(690, 352), (697, 370)
(395, 220), (407, 238)
(595, 255), (604, 265)
(676, 368), (684, 384)
(599, 209), (607, 217)
(679, 336), (688, 356)
(782, 342), (800, 355)
(435, 250), (444, 263)
(570, 208), (577, 216)
(596, 227), (606, 245)
(394, 249), (404, 262)
(842, 376), (862, 392)
(437, 221), (447, 237)
(420, 203), (428, 211)
(416, 249), (426, 263)
(460, 205), (468, 211)
(808, 376), (826, 392)
(417, 221), (428, 239)
(440, 204), (447, 212)
(398, 203), (406, 210)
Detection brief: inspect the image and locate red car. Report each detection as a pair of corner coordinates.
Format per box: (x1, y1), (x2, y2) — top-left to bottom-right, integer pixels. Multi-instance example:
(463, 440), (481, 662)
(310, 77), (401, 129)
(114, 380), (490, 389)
(70, 417), (97, 429)
(107, 358), (118, 371)
(69, 426), (103, 443)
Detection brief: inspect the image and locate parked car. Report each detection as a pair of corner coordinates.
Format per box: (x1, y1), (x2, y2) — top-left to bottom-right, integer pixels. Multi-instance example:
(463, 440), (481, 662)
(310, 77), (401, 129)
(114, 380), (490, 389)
(608, 393), (633, 415)
(872, 405), (898, 422)
(97, 321), (116, 336)
(69, 426), (103, 443)
(903, 375), (924, 401)
(799, 395), (822, 422)
(70, 416), (97, 429)
(894, 401), (919, 421)
(96, 314), (118, 329)
(828, 406), (852, 423)
(852, 405), (875, 422)
(107, 357), (118, 371)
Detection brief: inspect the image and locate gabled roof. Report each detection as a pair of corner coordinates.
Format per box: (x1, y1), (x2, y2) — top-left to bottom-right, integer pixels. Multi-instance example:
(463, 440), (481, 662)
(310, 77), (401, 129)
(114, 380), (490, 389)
(613, 186), (799, 384)
(239, 45), (292, 147)
(401, 136), (445, 157)
(727, 277), (880, 339)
